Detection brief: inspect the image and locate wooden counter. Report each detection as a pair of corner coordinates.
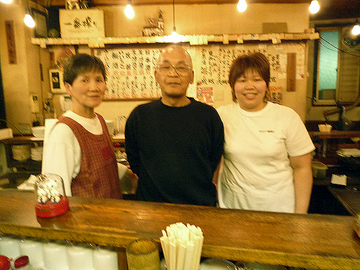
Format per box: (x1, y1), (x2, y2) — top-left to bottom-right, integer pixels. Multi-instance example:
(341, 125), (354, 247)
(329, 186), (360, 216)
(1, 190), (360, 269)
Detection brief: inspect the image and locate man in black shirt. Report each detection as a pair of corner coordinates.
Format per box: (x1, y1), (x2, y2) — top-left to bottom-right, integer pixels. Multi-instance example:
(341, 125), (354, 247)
(125, 45), (224, 206)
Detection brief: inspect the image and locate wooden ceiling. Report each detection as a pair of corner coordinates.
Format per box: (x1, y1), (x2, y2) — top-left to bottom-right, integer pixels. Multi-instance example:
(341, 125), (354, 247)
(48, 0), (360, 20)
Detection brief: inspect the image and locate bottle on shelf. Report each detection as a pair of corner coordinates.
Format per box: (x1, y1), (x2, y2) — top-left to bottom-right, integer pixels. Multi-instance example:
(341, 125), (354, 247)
(158, 10), (164, 35)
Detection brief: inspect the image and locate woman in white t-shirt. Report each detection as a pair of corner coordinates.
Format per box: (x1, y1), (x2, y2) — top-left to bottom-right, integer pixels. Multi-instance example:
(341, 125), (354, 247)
(216, 52), (315, 214)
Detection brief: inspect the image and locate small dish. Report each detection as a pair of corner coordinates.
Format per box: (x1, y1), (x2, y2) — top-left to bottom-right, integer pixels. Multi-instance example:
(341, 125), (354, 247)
(199, 258), (236, 270)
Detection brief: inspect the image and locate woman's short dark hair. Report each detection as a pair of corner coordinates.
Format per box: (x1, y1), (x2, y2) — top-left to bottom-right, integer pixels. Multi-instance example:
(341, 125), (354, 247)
(63, 53), (106, 85)
(228, 52), (270, 102)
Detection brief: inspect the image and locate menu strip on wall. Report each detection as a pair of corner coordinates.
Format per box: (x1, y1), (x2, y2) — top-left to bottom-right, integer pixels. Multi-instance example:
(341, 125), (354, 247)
(287, 52), (296, 92)
(95, 42), (305, 102)
(5, 20), (17, 65)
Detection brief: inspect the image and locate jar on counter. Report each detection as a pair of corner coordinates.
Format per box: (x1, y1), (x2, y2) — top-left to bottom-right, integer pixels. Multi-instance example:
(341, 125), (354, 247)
(35, 173), (69, 218)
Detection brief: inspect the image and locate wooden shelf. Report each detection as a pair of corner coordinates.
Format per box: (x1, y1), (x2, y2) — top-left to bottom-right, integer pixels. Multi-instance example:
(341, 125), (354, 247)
(31, 32), (319, 48)
(1, 136), (43, 144)
(309, 130), (360, 139)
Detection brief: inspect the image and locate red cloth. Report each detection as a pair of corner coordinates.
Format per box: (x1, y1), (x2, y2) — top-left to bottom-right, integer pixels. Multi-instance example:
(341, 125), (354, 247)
(58, 114), (122, 199)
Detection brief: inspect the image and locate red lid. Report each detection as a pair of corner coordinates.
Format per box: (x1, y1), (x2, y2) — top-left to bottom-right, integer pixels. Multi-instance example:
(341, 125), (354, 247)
(14, 256), (29, 268)
(0, 255), (10, 270)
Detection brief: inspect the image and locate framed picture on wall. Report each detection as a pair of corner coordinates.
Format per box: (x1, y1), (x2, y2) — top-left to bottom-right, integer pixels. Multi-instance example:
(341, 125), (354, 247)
(32, 9), (48, 38)
(49, 69), (66, 93)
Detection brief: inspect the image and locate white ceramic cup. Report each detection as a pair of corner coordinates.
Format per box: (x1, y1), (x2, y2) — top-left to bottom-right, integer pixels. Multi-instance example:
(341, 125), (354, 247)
(43, 242), (69, 270)
(93, 247), (118, 270)
(0, 236), (21, 259)
(67, 245), (94, 270)
(106, 120), (115, 135)
(19, 239), (45, 269)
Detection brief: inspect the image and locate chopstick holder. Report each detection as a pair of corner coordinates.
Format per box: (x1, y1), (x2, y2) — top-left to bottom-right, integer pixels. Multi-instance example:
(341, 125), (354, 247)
(160, 222), (203, 270)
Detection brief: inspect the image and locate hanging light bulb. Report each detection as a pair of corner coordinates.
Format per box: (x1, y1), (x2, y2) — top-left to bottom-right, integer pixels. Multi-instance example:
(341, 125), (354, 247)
(237, 0), (247, 12)
(170, 26), (180, 42)
(165, 0), (184, 43)
(352, 24), (360, 36)
(172, 26), (177, 36)
(24, 8), (35, 28)
(309, 0), (320, 14)
(165, 26), (184, 43)
(124, 0), (134, 19)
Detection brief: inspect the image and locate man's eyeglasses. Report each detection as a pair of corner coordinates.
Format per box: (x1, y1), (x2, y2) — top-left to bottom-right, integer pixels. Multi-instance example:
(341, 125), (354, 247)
(157, 64), (192, 76)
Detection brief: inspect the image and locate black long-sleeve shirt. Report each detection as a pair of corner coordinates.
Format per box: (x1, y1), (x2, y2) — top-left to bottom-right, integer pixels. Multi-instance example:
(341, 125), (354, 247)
(125, 98), (224, 206)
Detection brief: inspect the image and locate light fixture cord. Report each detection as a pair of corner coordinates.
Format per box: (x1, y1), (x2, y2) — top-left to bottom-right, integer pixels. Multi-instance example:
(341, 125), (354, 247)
(173, 0), (175, 31)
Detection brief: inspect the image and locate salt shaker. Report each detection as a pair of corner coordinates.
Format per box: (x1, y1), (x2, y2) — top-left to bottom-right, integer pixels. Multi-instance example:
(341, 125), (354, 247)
(35, 173), (69, 218)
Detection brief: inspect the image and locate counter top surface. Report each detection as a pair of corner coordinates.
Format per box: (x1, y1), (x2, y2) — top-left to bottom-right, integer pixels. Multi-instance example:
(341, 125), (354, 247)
(1, 190), (360, 269)
(313, 166), (360, 216)
(308, 130), (360, 139)
(329, 186), (360, 216)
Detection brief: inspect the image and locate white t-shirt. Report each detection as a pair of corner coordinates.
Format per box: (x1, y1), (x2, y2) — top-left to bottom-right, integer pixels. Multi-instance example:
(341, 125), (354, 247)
(42, 111), (127, 196)
(217, 102), (315, 213)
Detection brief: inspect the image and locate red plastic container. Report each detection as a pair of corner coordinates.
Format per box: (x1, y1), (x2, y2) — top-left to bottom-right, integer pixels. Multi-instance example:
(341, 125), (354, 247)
(35, 174), (69, 218)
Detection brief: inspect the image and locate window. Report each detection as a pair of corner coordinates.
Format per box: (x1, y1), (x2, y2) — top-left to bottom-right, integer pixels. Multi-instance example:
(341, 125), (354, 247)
(313, 26), (360, 106)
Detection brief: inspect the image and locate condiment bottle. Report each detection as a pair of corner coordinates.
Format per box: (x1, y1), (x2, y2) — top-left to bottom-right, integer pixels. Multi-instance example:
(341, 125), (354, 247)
(14, 256), (33, 270)
(35, 173), (69, 218)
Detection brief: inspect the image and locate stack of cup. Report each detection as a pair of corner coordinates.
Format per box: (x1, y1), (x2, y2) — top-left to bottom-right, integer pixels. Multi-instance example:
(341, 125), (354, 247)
(93, 246), (119, 270)
(67, 244), (94, 270)
(19, 238), (45, 269)
(42, 241), (69, 270)
(0, 236), (21, 259)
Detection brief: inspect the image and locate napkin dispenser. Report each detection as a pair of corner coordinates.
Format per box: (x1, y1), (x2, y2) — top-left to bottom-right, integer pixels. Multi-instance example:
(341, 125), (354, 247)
(35, 173), (69, 218)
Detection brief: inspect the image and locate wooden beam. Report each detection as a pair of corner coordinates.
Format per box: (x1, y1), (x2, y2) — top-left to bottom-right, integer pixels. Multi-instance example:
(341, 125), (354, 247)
(48, 0), (309, 7)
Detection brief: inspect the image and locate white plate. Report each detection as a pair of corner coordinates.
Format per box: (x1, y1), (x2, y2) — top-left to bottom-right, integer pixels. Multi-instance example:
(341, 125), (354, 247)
(237, 262), (287, 270)
(199, 259), (236, 270)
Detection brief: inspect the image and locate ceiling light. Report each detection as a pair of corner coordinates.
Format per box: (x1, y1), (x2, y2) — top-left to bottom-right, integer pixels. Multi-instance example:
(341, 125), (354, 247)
(309, 0), (320, 14)
(237, 0), (247, 12)
(0, 0), (13, 4)
(166, 26), (184, 43)
(24, 8), (35, 28)
(124, 0), (134, 19)
(352, 24), (360, 36)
